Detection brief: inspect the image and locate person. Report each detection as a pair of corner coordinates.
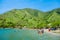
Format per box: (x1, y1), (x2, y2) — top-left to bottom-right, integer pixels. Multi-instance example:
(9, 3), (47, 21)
(37, 29), (41, 34)
(41, 29), (44, 33)
(37, 28), (44, 34)
(48, 28), (50, 32)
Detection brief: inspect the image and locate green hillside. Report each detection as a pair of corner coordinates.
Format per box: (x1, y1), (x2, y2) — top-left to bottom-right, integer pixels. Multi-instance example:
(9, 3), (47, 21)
(0, 8), (60, 28)
(47, 8), (60, 28)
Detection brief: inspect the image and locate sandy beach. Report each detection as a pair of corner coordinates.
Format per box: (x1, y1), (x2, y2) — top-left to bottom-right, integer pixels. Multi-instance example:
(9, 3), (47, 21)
(44, 29), (60, 36)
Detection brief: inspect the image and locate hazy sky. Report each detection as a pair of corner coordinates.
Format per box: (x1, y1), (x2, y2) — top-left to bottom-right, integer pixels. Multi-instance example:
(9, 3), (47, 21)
(0, 0), (60, 14)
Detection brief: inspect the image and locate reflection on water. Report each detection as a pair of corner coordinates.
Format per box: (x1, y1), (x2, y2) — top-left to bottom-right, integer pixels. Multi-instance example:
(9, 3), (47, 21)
(0, 28), (60, 40)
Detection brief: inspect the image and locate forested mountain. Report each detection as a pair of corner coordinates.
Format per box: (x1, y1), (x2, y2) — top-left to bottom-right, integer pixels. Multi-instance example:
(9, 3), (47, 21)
(0, 8), (60, 28)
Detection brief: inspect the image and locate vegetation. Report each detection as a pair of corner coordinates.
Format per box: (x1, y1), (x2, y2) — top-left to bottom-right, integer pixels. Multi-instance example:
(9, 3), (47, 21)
(0, 8), (60, 29)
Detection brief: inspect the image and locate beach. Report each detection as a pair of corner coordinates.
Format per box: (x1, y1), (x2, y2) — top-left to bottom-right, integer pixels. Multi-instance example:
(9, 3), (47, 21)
(44, 29), (60, 36)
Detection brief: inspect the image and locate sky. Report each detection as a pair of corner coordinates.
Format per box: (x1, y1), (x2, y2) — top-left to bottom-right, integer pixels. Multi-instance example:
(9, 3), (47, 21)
(0, 0), (60, 14)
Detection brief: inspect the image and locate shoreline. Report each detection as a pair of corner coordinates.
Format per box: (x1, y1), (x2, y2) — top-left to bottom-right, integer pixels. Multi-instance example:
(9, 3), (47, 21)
(0, 28), (60, 35)
(44, 29), (60, 36)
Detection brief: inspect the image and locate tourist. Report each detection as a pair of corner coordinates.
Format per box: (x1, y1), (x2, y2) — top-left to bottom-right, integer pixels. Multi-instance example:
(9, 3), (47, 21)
(48, 28), (50, 32)
(37, 29), (41, 34)
(41, 29), (44, 33)
(37, 28), (44, 34)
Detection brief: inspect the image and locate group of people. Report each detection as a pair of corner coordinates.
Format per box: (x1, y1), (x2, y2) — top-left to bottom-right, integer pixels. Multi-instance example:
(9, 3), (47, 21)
(37, 28), (57, 34)
(48, 28), (57, 32)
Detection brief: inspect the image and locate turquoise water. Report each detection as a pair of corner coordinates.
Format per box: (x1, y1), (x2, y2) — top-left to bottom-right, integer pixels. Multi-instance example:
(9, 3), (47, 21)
(0, 28), (60, 40)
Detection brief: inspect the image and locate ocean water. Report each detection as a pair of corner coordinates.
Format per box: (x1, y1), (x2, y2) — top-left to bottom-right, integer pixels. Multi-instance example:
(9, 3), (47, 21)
(0, 28), (60, 40)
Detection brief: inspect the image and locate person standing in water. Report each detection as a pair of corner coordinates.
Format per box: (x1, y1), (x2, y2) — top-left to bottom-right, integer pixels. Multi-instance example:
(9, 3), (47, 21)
(48, 28), (50, 32)
(38, 28), (44, 34)
(37, 29), (41, 34)
(41, 29), (44, 34)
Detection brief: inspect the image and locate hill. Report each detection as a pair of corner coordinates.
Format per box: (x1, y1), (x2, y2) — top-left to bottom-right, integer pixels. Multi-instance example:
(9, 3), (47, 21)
(0, 8), (60, 28)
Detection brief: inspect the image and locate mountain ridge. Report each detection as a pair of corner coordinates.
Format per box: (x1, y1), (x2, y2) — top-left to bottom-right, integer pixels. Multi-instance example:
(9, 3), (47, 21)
(0, 8), (60, 28)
